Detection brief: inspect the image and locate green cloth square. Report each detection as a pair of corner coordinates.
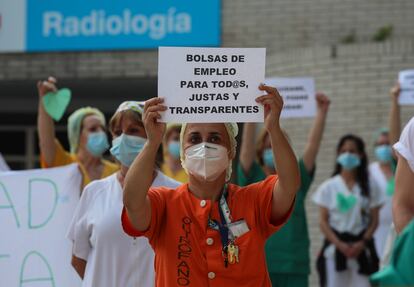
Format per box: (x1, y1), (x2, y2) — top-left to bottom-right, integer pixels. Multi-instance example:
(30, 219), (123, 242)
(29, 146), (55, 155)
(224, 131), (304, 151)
(336, 192), (357, 213)
(386, 177), (395, 197)
(42, 88), (72, 121)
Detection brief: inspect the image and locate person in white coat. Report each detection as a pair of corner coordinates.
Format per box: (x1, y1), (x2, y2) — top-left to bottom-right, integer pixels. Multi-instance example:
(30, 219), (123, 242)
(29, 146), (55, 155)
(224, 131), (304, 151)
(370, 128), (396, 261)
(393, 116), (414, 233)
(67, 101), (180, 287)
(370, 84), (401, 261)
(313, 134), (385, 287)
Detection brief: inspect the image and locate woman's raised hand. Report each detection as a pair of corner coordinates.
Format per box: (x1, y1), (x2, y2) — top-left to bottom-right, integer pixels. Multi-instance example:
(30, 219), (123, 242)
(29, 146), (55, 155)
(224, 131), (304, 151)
(37, 76), (57, 98)
(255, 84), (284, 132)
(143, 97), (167, 146)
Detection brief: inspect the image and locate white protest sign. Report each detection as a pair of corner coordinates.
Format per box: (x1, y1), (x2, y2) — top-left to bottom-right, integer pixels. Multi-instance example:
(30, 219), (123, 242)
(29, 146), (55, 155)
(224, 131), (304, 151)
(265, 77), (316, 118)
(158, 47), (266, 123)
(0, 164), (82, 287)
(398, 69), (414, 105)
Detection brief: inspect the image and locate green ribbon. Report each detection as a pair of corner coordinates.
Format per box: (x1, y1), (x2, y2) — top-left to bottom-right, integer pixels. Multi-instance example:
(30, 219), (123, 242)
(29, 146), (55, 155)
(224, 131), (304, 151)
(42, 88), (72, 121)
(336, 192), (357, 213)
(386, 177), (395, 197)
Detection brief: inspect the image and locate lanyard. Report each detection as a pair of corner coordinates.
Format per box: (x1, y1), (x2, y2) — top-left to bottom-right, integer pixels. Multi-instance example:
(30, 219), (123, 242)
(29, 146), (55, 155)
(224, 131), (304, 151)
(208, 186), (232, 229)
(207, 185), (233, 267)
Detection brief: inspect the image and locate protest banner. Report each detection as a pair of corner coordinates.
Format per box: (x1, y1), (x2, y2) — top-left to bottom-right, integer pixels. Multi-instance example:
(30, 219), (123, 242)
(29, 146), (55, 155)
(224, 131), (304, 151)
(0, 164), (82, 287)
(265, 77), (316, 118)
(398, 69), (414, 105)
(158, 47), (266, 123)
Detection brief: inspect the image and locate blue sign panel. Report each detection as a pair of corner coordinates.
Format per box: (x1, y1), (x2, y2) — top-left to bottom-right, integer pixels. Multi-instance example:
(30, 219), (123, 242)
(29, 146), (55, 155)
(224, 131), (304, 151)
(26, 0), (221, 51)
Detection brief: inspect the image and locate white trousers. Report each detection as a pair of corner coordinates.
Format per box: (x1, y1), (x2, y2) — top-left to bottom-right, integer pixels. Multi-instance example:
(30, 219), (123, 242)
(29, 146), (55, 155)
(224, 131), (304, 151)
(326, 257), (371, 287)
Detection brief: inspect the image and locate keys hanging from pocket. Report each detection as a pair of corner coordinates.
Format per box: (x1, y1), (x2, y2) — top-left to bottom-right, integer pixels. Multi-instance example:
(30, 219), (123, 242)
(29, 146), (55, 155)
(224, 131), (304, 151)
(227, 242), (239, 264)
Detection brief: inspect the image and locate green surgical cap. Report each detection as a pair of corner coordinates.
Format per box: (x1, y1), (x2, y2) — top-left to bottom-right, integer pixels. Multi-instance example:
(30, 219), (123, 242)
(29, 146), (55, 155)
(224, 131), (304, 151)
(179, 123), (239, 182)
(67, 107), (106, 154)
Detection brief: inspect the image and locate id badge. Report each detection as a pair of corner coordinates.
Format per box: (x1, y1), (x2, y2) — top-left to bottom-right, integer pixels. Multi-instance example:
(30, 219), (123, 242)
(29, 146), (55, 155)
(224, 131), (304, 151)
(228, 220), (250, 238)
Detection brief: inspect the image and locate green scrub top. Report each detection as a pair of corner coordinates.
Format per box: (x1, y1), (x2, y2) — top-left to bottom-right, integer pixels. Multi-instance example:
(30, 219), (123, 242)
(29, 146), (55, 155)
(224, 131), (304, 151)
(236, 158), (314, 274)
(371, 219), (414, 286)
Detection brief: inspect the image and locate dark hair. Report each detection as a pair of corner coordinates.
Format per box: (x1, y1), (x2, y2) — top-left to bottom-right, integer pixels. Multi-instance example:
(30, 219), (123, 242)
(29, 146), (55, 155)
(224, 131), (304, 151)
(332, 134), (370, 197)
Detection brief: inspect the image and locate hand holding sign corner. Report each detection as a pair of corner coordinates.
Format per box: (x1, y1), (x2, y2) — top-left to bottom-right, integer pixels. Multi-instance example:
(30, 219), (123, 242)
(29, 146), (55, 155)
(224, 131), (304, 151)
(143, 97), (167, 147)
(256, 84), (284, 132)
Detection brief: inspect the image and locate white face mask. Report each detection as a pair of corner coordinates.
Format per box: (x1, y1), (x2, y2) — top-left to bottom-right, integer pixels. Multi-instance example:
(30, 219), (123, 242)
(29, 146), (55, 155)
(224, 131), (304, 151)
(183, 142), (229, 182)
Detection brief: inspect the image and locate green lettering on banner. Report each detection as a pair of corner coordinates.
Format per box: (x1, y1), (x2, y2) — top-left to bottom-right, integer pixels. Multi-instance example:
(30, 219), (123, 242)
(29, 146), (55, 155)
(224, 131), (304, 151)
(19, 251), (55, 287)
(0, 181), (20, 228)
(28, 179), (58, 229)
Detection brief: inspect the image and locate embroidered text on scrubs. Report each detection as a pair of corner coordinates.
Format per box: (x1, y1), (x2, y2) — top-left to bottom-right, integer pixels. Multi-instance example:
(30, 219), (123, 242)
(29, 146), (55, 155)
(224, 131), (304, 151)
(177, 216), (192, 285)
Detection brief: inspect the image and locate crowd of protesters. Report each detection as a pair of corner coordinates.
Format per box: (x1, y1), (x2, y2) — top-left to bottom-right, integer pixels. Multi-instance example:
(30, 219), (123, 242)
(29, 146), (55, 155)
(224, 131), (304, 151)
(1, 75), (413, 287)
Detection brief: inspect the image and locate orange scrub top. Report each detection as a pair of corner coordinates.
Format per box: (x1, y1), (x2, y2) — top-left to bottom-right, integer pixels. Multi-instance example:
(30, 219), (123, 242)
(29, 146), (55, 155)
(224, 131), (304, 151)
(122, 175), (294, 287)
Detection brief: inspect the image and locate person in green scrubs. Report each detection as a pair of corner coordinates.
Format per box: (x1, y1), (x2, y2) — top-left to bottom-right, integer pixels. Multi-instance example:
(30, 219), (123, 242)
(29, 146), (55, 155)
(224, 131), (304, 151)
(237, 93), (330, 287)
(370, 219), (414, 286)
